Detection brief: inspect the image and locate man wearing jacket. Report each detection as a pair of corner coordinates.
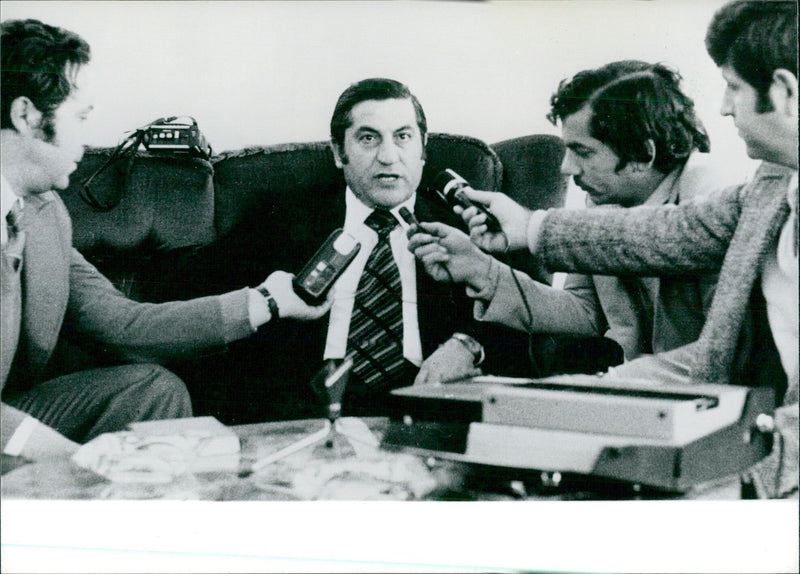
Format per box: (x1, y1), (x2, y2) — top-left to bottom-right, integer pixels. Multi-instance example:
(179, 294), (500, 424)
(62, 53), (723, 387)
(1, 19), (329, 460)
(414, 0), (797, 498)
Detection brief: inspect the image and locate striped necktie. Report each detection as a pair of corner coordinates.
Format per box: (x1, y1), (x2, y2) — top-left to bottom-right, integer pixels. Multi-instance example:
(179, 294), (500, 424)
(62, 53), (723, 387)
(347, 208), (405, 391)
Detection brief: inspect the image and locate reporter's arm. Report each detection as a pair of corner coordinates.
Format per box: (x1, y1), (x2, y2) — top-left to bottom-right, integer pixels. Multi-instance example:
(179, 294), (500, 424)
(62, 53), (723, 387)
(532, 186), (742, 276)
(407, 222), (493, 289)
(471, 260), (604, 337)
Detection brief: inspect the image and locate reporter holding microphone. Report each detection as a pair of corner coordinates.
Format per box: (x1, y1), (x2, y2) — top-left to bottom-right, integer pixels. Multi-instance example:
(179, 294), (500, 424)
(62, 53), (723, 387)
(412, 0), (798, 499)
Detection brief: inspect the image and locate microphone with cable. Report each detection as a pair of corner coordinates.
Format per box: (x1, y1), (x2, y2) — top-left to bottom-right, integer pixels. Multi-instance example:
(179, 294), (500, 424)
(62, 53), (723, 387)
(432, 169), (502, 233)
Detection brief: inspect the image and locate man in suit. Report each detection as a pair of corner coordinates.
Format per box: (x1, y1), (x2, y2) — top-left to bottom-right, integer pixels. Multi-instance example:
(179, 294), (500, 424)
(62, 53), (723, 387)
(410, 60), (741, 371)
(0, 19), (329, 460)
(415, 0), (797, 498)
(186, 78), (524, 421)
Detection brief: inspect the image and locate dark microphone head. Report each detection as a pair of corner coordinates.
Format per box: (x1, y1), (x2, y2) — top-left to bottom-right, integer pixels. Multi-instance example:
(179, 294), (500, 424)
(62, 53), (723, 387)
(433, 168), (471, 201)
(432, 169), (502, 232)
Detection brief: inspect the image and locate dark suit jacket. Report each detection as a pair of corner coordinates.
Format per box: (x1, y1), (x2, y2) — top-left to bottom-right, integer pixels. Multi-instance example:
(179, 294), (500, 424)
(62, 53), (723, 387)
(176, 186), (529, 423)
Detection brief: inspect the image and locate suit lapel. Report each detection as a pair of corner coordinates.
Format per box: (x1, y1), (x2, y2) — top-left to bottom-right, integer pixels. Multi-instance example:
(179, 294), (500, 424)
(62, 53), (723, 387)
(1, 231), (26, 386)
(16, 194), (71, 380)
(694, 167), (792, 383)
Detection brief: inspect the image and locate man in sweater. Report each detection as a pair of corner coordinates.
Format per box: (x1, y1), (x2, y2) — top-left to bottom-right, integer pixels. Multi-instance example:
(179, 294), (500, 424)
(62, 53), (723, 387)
(412, 0), (797, 498)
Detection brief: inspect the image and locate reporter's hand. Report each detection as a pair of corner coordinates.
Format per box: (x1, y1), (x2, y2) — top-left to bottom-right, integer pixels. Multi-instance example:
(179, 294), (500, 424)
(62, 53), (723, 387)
(455, 189), (533, 252)
(262, 271), (332, 320)
(414, 338), (482, 386)
(407, 222), (492, 290)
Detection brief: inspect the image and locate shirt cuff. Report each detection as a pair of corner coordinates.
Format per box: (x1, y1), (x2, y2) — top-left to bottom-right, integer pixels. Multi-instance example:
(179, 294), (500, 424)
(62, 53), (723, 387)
(247, 287), (272, 329)
(3, 416), (39, 456)
(526, 209), (549, 255)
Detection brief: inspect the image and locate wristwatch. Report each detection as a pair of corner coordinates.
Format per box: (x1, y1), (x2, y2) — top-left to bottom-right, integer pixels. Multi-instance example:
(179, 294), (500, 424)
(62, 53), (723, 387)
(450, 332), (485, 367)
(255, 284), (280, 321)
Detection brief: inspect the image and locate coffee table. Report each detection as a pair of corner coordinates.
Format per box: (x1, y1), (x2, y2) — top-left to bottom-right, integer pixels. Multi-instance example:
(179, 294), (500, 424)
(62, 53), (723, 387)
(0, 417), (741, 500)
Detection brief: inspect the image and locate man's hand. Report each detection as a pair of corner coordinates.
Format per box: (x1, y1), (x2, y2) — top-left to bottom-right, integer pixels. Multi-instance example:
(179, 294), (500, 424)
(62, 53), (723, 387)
(414, 338), (482, 386)
(407, 222), (493, 290)
(262, 271), (332, 320)
(455, 189), (533, 252)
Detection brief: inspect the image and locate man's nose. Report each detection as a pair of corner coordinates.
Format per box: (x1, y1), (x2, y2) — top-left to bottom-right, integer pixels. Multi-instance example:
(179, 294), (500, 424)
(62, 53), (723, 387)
(376, 140), (400, 164)
(719, 92), (733, 117)
(560, 150), (581, 176)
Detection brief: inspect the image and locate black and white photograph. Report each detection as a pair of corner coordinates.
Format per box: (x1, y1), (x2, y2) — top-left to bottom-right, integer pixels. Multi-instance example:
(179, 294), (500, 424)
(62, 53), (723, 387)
(1, 1), (797, 572)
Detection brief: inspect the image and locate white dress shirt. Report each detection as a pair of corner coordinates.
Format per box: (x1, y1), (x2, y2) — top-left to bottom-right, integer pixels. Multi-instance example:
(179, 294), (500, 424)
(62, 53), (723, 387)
(323, 188), (422, 367)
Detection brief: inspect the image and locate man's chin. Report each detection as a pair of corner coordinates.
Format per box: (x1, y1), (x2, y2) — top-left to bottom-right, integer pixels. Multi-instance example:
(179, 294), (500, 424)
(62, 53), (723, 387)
(364, 188), (414, 209)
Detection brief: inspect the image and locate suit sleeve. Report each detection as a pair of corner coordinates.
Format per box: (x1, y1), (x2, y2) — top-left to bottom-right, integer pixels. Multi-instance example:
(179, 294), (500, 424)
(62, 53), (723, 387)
(535, 183), (744, 276)
(64, 248), (254, 362)
(474, 258), (605, 337)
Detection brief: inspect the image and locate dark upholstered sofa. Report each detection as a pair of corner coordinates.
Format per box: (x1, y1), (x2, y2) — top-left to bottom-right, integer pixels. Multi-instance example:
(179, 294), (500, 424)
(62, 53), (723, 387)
(56, 132), (621, 424)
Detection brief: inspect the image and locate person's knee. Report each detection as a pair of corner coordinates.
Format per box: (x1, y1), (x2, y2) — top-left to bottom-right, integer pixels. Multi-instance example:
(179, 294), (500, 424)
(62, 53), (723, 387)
(140, 364), (193, 419)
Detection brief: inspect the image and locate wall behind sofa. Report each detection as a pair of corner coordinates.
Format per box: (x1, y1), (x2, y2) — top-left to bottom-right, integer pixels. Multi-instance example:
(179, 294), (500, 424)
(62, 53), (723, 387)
(2, 0), (757, 186)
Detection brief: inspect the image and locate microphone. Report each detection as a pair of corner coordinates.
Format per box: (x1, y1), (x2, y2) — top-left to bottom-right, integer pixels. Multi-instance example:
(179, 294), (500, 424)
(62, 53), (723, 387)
(432, 169), (502, 232)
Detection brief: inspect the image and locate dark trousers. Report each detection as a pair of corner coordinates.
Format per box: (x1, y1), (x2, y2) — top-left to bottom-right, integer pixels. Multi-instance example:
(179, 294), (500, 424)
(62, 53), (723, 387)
(4, 364), (192, 443)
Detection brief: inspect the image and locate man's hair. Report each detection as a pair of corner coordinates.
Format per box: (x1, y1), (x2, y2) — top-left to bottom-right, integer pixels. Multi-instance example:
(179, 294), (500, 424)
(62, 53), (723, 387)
(1, 19), (91, 135)
(547, 60), (710, 174)
(705, 0), (797, 113)
(330, 78), (427, 150)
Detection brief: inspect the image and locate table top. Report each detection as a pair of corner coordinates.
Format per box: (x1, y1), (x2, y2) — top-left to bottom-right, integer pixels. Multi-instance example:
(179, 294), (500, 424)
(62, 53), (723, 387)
(0, 417), (741, 501)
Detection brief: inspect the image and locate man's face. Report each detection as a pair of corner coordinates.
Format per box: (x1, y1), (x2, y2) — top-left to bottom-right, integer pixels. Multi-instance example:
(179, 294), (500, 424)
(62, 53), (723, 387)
(25, 64), (93, 193)
(719, 65), (784, 164)
(333, 97), (426, 210)
(559, 105), (651, 207)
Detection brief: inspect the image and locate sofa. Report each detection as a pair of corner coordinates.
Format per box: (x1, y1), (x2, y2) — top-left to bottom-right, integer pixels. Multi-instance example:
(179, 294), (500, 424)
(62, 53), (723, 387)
(56, 132), (622, 424)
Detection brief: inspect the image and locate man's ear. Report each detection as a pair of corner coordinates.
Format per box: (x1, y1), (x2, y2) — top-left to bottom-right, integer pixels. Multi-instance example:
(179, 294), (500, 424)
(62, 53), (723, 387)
(421, 132), (428, 162)
(770, 69), (798, 119)
(628, 139), (656, 173)
(330, 140), (346, 168)
(642, 139), (656, 170)
(8, 96), (43, 134)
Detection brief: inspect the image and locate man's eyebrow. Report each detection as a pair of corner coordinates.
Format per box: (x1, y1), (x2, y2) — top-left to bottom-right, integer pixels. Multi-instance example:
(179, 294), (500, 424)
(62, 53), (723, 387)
(353, 126), (380, 135)
(566, 142), (593, 152)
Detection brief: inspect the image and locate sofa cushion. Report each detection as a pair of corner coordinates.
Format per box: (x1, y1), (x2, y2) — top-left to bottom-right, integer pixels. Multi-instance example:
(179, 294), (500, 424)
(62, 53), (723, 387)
(59, 149), (216, 301)
(61, 149), (216, 252)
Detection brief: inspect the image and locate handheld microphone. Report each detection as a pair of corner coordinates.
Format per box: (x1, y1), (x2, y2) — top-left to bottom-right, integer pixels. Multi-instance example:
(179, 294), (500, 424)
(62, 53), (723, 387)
(432, 169), (502, 233)
(398, 206), (420, 227)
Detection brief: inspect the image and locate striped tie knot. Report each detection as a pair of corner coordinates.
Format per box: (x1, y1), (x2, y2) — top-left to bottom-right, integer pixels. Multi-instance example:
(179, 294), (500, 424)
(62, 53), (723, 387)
(365, 209), (398, 240)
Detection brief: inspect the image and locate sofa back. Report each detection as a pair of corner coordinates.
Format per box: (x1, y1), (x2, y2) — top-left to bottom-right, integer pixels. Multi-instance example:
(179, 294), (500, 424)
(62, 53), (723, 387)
(212, 133), (502, 238)
(59, 132), (565, 302)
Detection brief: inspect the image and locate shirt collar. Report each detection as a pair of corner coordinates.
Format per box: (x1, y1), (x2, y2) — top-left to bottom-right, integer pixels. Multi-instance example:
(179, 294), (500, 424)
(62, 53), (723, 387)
(344, 187), (417, 231)
(643, 166), (682, 207)
(1, 174), (23, 223)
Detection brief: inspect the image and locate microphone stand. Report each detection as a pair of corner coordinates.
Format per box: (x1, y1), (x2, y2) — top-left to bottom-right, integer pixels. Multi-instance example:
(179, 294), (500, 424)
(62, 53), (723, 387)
(241, 358), (353, 476)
